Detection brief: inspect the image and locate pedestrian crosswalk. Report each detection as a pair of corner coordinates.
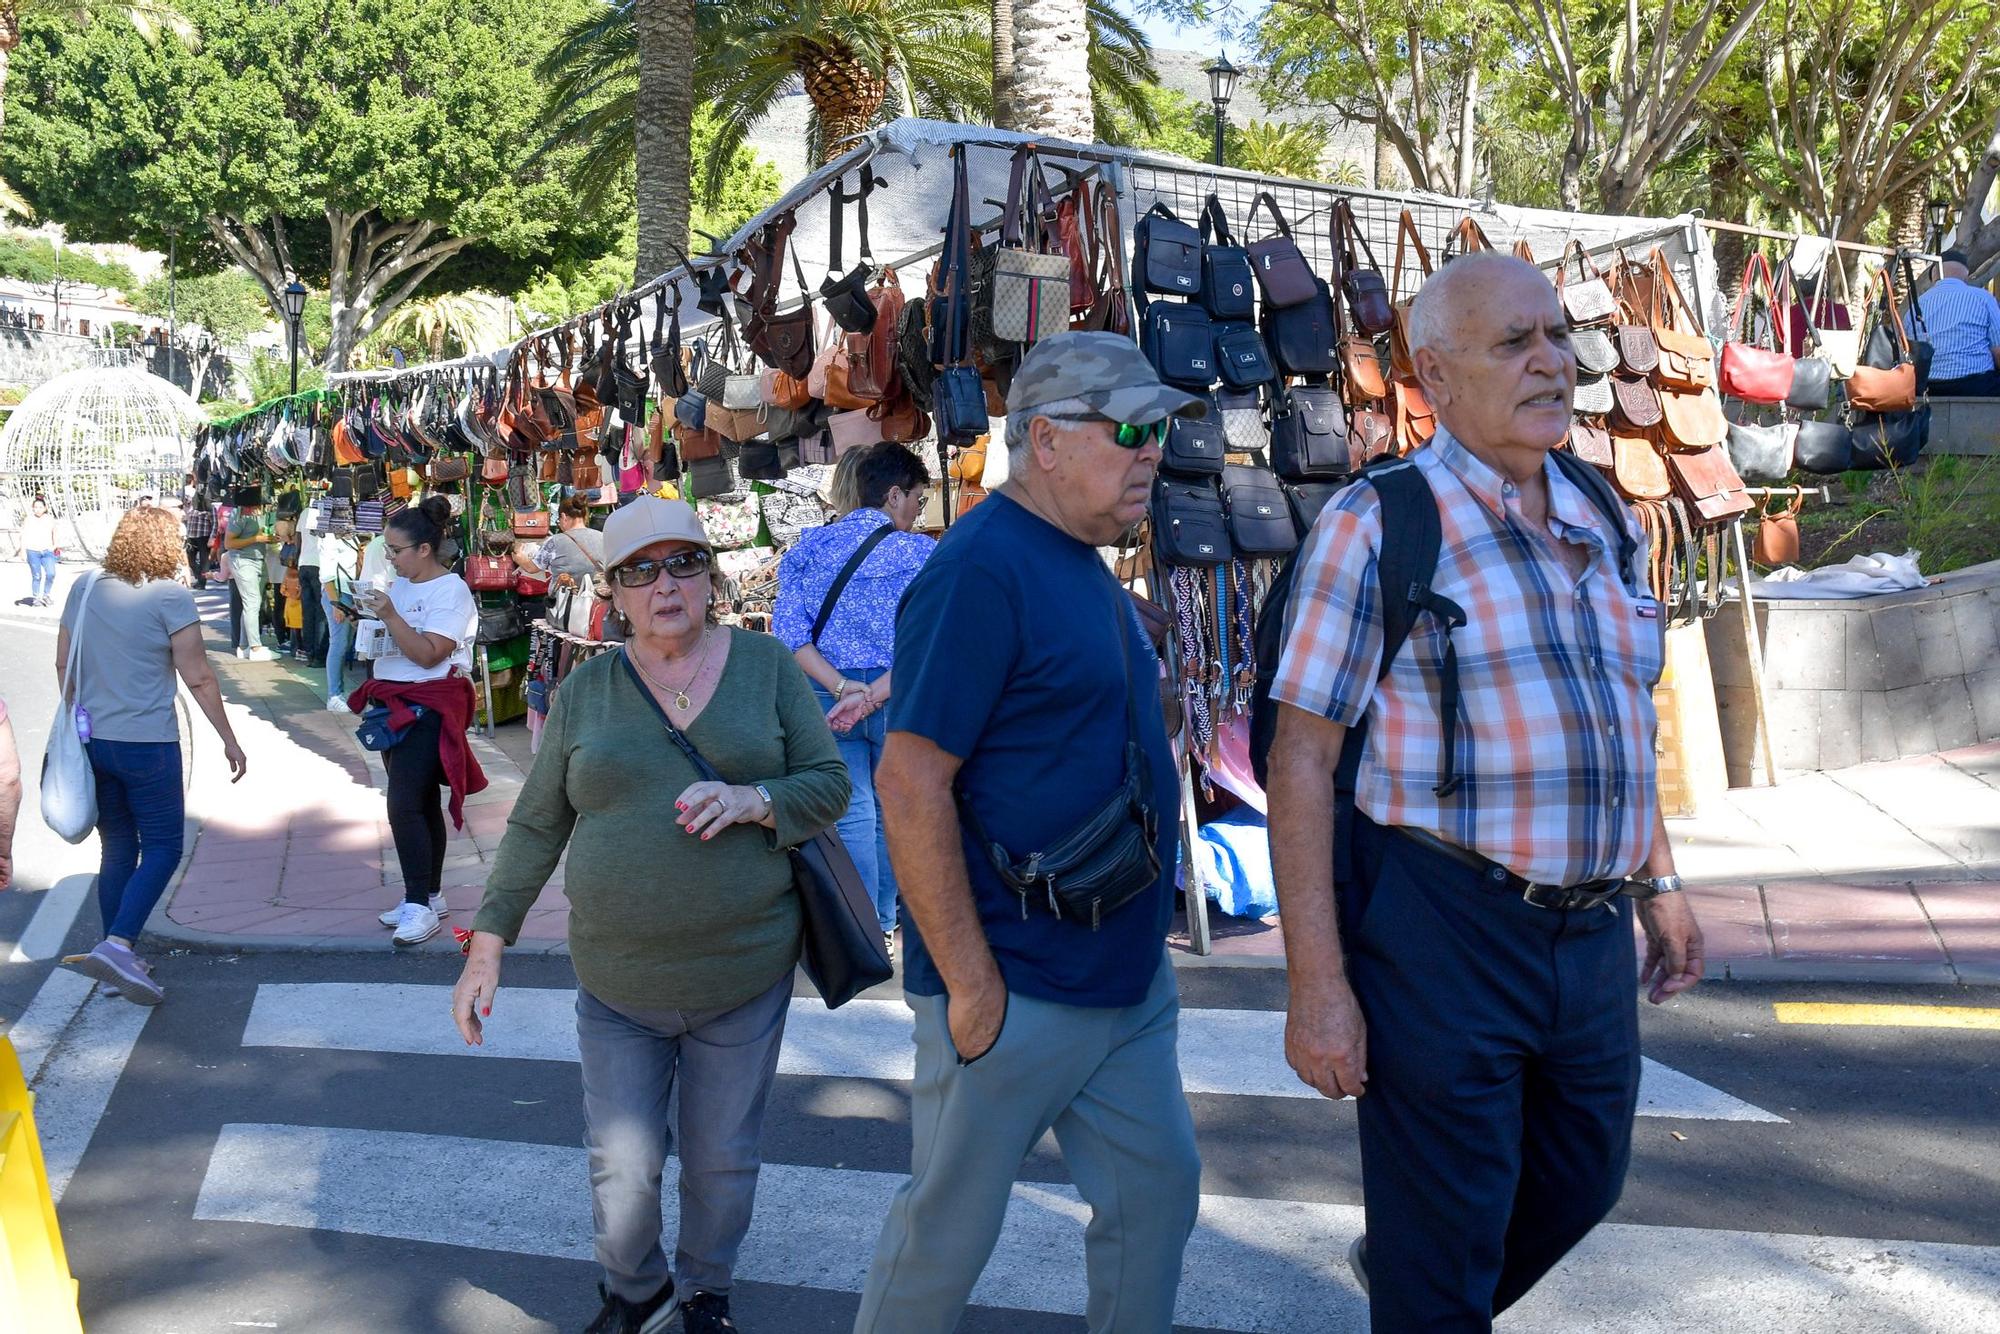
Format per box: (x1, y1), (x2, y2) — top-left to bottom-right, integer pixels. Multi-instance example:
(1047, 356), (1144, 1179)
(35, 966), (2000, 1331)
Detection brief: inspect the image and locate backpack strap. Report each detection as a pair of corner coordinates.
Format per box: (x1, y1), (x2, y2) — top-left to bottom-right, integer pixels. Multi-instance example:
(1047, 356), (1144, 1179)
(1359, 458), (1466, 798)
(1547, 448), (1640, 594)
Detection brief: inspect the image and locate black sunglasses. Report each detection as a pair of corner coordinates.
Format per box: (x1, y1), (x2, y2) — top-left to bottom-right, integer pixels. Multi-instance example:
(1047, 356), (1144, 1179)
(1046, 413), (1170, 449)
(612, 550), (712, 587)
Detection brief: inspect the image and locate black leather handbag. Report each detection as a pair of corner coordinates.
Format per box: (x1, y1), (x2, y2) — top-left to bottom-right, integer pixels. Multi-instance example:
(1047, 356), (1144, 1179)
(820, 170), (881, 333)
(625, 653), (891, 1007)
(1787, 356), (1833, 411)
(931, 147), (989, 445)
(1134, 202), (1202, 297)
(1213, 321), (1277, 389)
(1221, 462), (1298, 556)
(1847, 406), (1929, 470)
(1161, 407), (1227, 477)
(1262, 276), (1340, 377)
(1198, 195), (1256, 322)
(1269, 381), (1348, 481)
(955, 578), (1162, 931)
(1793, 417), (1854, 474)
(1286, 479), (1344, 534)
(1150, 477), (1231, 566)
(1141, 302), (1216, 388)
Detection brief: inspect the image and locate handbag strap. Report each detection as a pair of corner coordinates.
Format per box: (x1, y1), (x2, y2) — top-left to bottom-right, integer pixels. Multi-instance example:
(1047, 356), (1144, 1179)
(61, 570), (100, 705)
(1245, 191), (1292, 240)
(827, 169), (876, 275)
(621, 649), (732, 785)
(1861, 264), (1913, 361)
(810, 521), (895, 646)
(1199, 193), (1236, 248)
(939, 146), (973, 365)
(1391, 209), (1431, 302)
(1335, 200), (1383, 279)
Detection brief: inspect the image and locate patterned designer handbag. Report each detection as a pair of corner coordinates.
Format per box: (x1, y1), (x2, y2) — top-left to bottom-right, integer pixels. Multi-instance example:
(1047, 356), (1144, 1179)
(989, 148), (1071, 346)
(696, 493), (763, 550)
(466, 554), (517, 592)
(1215, 389), (1269, 454)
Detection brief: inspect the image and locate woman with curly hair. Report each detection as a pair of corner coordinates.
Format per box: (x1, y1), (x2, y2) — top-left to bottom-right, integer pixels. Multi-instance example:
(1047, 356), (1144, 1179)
(57, 505), (247, 1005)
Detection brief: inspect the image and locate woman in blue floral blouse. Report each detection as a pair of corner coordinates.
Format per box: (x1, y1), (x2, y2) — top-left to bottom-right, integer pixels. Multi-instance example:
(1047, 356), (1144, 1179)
(773, 443), (934, 957)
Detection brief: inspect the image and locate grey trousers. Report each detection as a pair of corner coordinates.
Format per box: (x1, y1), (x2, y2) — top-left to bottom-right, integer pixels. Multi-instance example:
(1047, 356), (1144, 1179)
(854, 955), (1202, 1333)
(575, 973), (792, 1302)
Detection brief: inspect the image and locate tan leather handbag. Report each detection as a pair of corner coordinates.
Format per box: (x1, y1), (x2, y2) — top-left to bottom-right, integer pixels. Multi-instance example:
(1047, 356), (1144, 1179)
(1751, 492), (1802, 566)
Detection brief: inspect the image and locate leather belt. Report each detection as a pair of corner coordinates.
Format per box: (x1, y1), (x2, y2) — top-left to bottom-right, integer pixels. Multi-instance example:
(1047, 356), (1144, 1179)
(1391, 826), (1625, 911)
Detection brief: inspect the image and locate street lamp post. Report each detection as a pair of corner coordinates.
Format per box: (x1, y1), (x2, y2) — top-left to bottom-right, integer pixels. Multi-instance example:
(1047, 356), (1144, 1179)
(1205, 53), (1240, 169)
(1926, 198), (1954, 254)
(166, 227), (179, 388)
(281, 279), (308, 395)
(140, 331), (158, 375)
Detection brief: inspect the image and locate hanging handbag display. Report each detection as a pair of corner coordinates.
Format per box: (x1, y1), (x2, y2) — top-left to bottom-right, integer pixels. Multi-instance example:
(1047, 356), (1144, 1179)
(1847, 405), (1929, 470)
(1665, 444), (1753, 525)
(845, 267), (908, 402)
(1724, 417), (1798, 483)
(1657, 381), (1729, 450)
(737, 215), (817, 378)
(1212, 321), (1277, 390)
(1775, 263), (1833, 411)
(1572, 326), (1620, 375)
(1793, 416), (1855, 474)
(513, 505), (551, 538)
(1611, 373), (1663, 430)
(989, 148), (1072, 347)
(1261, 276), (1340, 380)
(1718, 253), (1796, 404)
(1386, 210), (1433, 379)
(1645, 249), (1716, 392)
(1215, 388), (1270, 454)
(820, 170), (882, 333)
(931, 147), (989, 444)
(1557, 241), (1619, 326)
(1612, 430), (1672, 501)
(1140, 302), (1215, 389)
(1287, 480), (1344, 534)
(1075, 184), (1133, 337)
(1847, 266), (1919, 412)
(1347, 408), (1395, 468)
(1810, 255), (1861, 379)
(626, 653), (890, 1007)
(1574, 372), (1614, 417)
(1392, 380), (1436, 453)
(1243, 192), (1318, 308)
(1269, 381), (1348, 481)
(1751, 492), (1803, 567)
(1568, 418), (1615, 469)
(466, 554), (518, 592)
(1221, 461), (1299, 556)
(1150, 477), (1231, 567)
(1161, 407), (1227, 477)
(1334, 201), (1394, 335)
(1133, 201), (1202, 296)
(1197, 195), (1256, 321)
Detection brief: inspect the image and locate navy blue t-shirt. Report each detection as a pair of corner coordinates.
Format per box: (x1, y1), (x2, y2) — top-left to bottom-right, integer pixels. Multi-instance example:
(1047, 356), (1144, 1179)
(889, 492), (1178, 1008)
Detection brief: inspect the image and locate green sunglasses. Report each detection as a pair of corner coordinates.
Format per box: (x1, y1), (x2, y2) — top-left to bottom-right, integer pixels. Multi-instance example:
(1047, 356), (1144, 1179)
(1048, 414), (1170, 449)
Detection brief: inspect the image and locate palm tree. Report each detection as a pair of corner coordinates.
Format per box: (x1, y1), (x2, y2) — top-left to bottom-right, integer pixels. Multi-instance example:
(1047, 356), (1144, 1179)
(1234, 120), (1334, 182)
(635, 0), (695, 284)
(1011, 0), (1091, 140)
(0, 0), (192, 143)
(1086, 0), (1159, 145)
(363, 291), (512, 364)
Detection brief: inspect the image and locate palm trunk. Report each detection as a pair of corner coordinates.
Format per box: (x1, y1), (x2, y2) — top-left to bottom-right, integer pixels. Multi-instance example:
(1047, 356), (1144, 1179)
(801, 45), (890, 163)
(1886, 177), (1927, 251)
(634, 0), (695, 282)
(1010, 0), (1091, 141)
(992, 0), (1017, 131)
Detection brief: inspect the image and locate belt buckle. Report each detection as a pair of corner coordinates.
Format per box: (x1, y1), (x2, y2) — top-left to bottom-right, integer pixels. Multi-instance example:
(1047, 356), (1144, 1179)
(1521, 882), (1558, 910)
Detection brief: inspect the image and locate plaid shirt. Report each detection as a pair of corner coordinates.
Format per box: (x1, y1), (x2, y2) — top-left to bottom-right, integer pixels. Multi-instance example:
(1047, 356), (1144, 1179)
(1271, 429), (1664, 886)
(183, 504), (216, 539)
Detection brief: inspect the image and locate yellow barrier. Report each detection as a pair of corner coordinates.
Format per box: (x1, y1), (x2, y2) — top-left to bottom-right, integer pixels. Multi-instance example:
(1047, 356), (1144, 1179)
(0, 1036), (82, 1334)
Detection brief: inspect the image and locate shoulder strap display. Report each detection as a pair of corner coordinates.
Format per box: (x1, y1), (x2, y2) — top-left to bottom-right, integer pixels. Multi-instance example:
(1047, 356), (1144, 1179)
(810, 522), (895, 645)
(1245, 191), (1293, 239)
(1391, 210), (1432, 303)
(1200, 194), (1236, 247)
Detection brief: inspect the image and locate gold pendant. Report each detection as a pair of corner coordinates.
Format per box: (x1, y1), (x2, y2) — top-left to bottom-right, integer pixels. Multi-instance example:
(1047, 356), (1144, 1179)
(673, 690), (691, 711)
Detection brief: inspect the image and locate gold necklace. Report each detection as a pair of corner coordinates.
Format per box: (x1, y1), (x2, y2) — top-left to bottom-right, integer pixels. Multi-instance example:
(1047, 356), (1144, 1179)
(633, 633), (709, 711)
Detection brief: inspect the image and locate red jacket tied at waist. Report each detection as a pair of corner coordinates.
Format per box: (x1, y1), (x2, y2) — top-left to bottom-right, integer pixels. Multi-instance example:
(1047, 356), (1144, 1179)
(349, 675), (489, 829)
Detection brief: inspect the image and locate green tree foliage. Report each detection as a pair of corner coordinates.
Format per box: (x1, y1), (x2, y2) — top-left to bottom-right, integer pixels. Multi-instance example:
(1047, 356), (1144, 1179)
(0, 230), (136, 288)
(1102, 85), (1212, 162)
(128, 268), (269, 341)
(2, 0), (622, 371)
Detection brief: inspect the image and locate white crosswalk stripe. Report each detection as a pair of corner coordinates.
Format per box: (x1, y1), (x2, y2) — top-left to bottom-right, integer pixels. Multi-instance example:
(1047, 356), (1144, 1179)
(240, 982), (1788, 1121)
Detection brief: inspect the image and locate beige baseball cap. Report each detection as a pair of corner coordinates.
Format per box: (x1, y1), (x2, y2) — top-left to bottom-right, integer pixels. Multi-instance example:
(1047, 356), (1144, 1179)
(600, 496), (712, 569)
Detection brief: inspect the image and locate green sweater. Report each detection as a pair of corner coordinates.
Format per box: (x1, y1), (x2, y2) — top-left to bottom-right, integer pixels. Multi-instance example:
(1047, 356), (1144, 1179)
(475, 630), (851, 1011)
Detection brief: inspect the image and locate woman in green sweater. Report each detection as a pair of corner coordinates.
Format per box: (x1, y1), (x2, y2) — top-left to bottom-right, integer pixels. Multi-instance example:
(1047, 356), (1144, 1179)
(452, 496), (849, 1334)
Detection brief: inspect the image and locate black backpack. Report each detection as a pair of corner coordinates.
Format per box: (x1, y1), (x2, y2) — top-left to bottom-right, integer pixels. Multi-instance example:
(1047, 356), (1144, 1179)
(1246, 450), (1638, 822)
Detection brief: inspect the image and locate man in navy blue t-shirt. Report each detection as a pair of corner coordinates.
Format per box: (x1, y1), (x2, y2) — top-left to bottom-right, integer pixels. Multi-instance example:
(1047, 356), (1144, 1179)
(854, 334), (1206, 1333)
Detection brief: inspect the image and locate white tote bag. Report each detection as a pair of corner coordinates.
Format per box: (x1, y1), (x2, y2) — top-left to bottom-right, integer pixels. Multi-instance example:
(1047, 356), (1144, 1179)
(41, 571), (99, 844)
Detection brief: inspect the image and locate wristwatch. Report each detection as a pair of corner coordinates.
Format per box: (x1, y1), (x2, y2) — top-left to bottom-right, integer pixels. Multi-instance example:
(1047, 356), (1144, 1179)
(753, 783), (774, 818)
(1623, 873), (1684, 900)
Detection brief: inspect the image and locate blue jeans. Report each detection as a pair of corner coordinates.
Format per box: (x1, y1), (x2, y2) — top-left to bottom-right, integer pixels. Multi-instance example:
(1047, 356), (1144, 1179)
(26, 549), (57, 600)
(88, 739), (186, 944)
(813, 666), (898, 936)
(322, 587), (355, 700)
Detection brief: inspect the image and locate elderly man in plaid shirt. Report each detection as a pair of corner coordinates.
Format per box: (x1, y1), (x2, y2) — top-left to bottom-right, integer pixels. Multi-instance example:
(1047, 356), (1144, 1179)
(1265, 252), (1705, 1332)
(182, 484), (217, 590)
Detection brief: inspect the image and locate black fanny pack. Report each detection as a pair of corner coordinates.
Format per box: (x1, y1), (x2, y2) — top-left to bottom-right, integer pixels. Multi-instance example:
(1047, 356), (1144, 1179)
(956, 590), (1161, 929)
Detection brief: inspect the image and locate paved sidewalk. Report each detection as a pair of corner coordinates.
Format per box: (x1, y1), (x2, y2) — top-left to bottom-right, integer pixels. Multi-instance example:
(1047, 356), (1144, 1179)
(6, 557), (1994, 981)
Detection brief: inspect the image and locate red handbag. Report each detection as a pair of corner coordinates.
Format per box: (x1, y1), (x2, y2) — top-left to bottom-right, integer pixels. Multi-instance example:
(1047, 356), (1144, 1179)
(515, 571), (550, 597)
(1717, 254), (1796, 405)
(466, 555), (517, 591)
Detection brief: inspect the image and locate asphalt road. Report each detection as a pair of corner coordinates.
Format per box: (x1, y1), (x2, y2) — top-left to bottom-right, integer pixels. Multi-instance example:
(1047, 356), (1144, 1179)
(4, 939), (1995, 1334)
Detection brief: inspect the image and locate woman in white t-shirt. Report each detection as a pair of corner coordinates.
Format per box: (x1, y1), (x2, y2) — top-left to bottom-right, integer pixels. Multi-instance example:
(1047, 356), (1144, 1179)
(350, 496), (482, 946)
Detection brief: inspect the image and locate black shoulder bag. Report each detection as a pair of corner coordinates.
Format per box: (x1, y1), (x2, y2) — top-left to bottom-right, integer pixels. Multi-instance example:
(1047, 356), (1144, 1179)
(953, 584), (1162, 930)
(620, 650), (892, 1009)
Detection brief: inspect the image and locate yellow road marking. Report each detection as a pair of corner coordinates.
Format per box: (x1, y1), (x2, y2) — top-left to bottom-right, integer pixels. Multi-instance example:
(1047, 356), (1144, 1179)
(1773, 1003), (2000, 1030)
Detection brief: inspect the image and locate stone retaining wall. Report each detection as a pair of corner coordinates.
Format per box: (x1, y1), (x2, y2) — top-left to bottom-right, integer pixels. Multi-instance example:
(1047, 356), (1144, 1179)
(1704, 559), (2000, 781)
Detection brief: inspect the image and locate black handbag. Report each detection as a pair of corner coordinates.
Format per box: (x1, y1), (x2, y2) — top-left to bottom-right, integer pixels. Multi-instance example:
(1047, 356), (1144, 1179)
(1161, 405), (1226, 477)
(737, 439), (785, 481)
(1197, 195), (1256, 321)
(1140, 302), (1215, 389)
(624, 652), (892, 1008)
(821, 170), (881, 333)
(955, 577), (1162, 930)
(1286, 479), (1344, 534)
(1269, 382), (1348, 481)
(476, 603), (527, 645)
(1221, 462), (1298, 556)
(930, 147), (989, 444)
(1847, 406), (1929, 470)
(1134, 202), (1201, 297)
(1261, 277), (1340, 377)
(1213, 321), (1277, 390)
(1787, 356), (1833, 411)
(1150, 477), (1231, 567)
(1794, 417), (1854, 475)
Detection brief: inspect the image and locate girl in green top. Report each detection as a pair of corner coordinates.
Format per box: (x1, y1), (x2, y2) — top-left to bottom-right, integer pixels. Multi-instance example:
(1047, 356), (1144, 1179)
(452, 498), (848, 1334)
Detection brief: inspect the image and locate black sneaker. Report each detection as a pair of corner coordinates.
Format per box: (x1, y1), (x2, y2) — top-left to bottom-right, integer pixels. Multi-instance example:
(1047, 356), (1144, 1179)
(582, 1278), (677, 1334)
(679, 1290), (737, 1333)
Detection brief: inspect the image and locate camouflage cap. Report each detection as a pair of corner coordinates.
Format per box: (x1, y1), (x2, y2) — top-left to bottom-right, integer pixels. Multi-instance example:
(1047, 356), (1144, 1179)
(1005, 332), (1208, 425)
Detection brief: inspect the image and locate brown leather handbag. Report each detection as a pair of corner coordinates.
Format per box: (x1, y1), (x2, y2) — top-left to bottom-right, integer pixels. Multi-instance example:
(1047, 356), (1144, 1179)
(1074, 184), (1132, 336)
(1612, 429), (1672, 501)
(672, 420), (723, 463)
(1347, 408), (1395, 468)
(512, 507), (551, 539)
(1393, 380), (1436, 454)
(1666, 444), (1753, 524)
(845, 268), (906, 402)
(1845, 267), (1918, 413)
(1611, 372), (1663, 429)
(1657, 383), (1728, 450)
(1568, 418), (1614, 469)
(868, 393), (929, 444)
(737, 214), (816, 378)
(1387, 211), (1433, 379)
(1751, 492), (1802, 566)
(1340, 335), (1387, 404)
(1648, 250), (1717, 392)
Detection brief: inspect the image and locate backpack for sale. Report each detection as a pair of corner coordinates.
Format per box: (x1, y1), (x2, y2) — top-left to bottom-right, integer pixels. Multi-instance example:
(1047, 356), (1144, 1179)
(1246, 451), (1637, 874)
